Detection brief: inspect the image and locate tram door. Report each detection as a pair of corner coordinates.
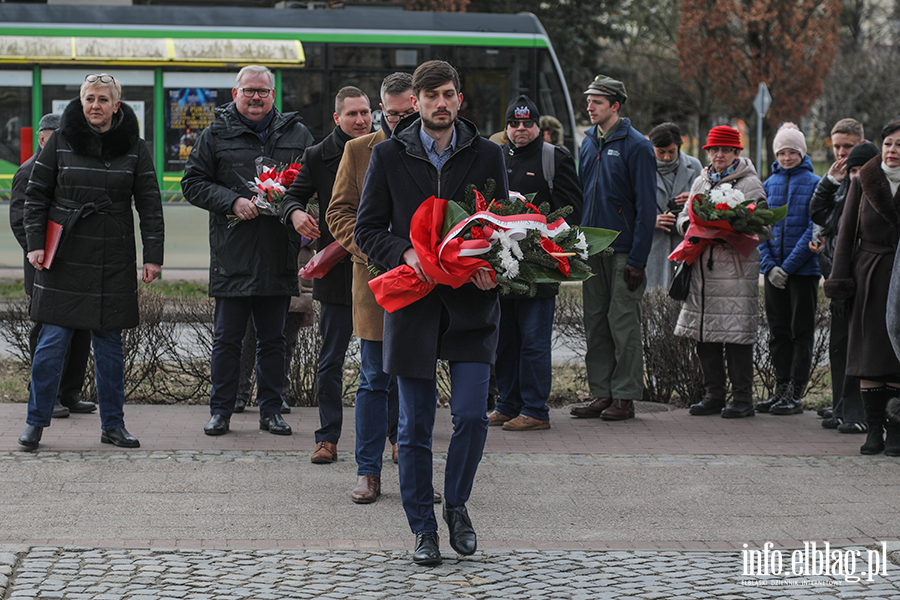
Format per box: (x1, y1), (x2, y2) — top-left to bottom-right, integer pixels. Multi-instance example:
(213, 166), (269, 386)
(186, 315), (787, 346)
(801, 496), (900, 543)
(461, 70), (509, 140)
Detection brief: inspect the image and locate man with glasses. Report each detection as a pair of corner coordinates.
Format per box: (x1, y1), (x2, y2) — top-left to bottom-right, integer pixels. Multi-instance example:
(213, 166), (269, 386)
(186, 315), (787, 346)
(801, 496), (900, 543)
(489, 95), (582, 431)
(570, 75), (656, 422)
(183, 64), (314, 438)
(327, 72), (440, 504)
(280, 86), (373, 464)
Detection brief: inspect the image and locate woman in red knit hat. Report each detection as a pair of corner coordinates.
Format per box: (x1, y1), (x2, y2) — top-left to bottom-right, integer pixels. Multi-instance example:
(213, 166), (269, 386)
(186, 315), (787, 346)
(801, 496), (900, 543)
(673, 125), (767, 418)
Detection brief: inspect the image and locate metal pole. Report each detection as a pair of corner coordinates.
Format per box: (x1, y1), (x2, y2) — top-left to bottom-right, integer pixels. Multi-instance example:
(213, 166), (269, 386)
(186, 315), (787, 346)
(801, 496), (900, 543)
(757, 115), (763, 174)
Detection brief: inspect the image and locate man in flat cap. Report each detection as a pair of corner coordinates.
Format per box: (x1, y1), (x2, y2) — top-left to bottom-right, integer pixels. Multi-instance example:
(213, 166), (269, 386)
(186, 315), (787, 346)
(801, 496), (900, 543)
(488, 94), (582, 431)
(10, 113), (96, 419)
(571, 75), (656, 421)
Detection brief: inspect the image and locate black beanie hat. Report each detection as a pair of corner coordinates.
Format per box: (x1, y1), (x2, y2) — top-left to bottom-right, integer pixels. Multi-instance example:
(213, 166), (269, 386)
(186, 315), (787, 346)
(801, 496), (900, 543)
(846, 141), (879, 171)
(505, 95), (541, 123)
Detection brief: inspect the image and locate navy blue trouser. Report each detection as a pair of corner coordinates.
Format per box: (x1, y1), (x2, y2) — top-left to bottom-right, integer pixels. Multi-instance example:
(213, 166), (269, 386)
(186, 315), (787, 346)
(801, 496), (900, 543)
(397, 362), (489, 534)
(316, 301), (353, 444)
(210, 296), (290, 419)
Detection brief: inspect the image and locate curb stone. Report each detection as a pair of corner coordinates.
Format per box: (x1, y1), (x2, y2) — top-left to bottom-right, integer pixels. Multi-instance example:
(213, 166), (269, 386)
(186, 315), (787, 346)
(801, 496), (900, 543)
(0, 545), (27, 599)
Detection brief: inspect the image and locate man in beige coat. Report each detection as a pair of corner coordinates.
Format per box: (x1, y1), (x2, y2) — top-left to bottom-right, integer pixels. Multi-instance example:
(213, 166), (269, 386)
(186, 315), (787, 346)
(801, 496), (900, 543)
(327, 72), (440, 505)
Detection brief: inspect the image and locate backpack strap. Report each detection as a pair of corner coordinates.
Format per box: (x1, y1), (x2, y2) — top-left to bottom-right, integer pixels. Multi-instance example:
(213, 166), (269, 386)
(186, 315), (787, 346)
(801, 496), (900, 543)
(541, 142), (556, 194)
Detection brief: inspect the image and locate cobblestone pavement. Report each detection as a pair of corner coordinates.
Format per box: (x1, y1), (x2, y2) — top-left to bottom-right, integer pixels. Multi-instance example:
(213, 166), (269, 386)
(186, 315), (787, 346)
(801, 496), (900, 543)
(1, 546), (898, 599)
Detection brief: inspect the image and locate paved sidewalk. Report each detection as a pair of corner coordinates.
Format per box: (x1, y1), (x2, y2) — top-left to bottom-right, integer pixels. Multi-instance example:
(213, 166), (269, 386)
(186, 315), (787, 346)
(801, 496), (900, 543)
(1, 403), (898, 598)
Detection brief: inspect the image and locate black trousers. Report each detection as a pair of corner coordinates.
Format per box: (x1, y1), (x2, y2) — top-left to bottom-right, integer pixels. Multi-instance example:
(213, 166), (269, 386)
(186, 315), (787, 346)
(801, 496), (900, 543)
(209, 296), (290, 419)
(315, 301), (353, 444)
(829, 297), (865, 422)
(764, 275), (819, 385)
(29, 320), (91, 406)
(697, 342), (754, 403)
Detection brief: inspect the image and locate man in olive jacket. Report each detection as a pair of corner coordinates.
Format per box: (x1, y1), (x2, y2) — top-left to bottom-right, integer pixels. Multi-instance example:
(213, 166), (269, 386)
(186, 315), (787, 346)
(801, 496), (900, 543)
(182, 65), (314, 437)
(355, 60), (508, 566)
(280, 86), (373, 464)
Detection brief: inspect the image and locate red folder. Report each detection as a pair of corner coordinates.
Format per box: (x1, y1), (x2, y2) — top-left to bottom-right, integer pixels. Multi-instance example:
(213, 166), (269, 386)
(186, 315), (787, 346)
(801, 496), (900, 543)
(43, 220), (63, 269)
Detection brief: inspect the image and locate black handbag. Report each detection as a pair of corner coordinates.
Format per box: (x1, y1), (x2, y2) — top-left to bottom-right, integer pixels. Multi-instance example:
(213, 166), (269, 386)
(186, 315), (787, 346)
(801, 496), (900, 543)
(668, 261), (691, 301)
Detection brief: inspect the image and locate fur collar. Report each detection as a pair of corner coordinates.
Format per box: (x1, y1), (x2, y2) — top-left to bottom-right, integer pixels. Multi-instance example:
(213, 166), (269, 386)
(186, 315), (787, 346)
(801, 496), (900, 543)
(59, 98), (140, 161)
(859, 155), (900, 226)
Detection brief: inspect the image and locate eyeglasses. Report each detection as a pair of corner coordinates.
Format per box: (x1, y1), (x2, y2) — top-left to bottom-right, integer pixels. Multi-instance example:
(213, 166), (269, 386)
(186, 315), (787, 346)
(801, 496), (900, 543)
(85, 74), (115, 84)
(383, 110), (416, 123)
(508, 119), (536, 129)
(239, 88), (272, 98)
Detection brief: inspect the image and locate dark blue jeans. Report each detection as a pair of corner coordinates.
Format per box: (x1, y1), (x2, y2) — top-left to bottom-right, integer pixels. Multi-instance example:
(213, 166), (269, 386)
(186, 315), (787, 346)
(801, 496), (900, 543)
(27, 325), (124, 430)
(210, 296), (290, 419)
(397, 362), (489, 534)
(355, 339), (393, 476)
(494, 296), (555, 421)
(316, 302), (353, 444)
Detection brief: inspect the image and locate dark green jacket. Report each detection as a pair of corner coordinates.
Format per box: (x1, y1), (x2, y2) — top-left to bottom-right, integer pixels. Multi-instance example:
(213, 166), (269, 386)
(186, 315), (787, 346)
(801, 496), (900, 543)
(24, 99), (164, 330)
(182, 103), (314, 297)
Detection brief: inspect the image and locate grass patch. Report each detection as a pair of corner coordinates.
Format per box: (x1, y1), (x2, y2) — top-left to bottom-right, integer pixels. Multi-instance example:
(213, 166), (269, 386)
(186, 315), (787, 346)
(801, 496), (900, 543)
(0, 279), (208, 300)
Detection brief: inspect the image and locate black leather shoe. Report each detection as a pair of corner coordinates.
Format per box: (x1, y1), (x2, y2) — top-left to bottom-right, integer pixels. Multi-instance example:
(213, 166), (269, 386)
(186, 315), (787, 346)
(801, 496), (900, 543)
(260, 413), (292, 435)
(721, 401), (755, 419)
(757, 382), (791, 413)
(101, 427), (140, 448)
(770, 397), (803, 415)
(443, 504), (477, 556)
(412, 531), (441, 566)
(280, 399), (291, 414)
(52, 401), (70, 419)
(204, 414), (230, 436)
(62, 399), (97, 414)
(18, 425), (43, 449)
(234, 398), (247, 413)
(689, 397), (725, 416)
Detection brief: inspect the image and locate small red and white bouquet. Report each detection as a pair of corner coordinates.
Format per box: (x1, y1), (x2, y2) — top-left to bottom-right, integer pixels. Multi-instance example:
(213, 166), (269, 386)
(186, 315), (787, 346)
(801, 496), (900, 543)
(368, 181), (618, 312)
(669, 183), (787, 265)
(228, 156), (301, 227)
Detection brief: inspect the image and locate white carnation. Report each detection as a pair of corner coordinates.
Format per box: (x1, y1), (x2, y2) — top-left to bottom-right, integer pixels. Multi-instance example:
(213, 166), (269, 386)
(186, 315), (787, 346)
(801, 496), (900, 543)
(574, 231), (589, 260)
(498, 248), (519, 278)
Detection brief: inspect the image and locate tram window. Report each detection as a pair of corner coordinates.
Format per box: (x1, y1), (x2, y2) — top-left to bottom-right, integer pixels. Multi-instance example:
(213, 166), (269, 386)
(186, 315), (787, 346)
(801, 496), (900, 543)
(0, 77), (31, 170)
(452, 47), (530, 137)
(303, 43), (324, 69)
(537, 48), (572, 148)
(330, 46), (420, 70)
(282, 70), (326, 142)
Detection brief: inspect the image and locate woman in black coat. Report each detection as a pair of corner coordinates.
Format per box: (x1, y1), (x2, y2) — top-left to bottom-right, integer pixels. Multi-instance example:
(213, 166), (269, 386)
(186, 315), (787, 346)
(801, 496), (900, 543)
(18, 73), (165, 450)
(825, 120), (900, 457)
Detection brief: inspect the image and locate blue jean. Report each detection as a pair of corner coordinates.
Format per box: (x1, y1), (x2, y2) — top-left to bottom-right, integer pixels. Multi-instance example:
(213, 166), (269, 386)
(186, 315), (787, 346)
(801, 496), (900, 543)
(27, 324), (125, 430)
(494, 296), (554, 421)
(398, 362), (489, 534)
(355, 339), (393, 476)
(316, 302), (353, 443)
(210, 296), (290, 419)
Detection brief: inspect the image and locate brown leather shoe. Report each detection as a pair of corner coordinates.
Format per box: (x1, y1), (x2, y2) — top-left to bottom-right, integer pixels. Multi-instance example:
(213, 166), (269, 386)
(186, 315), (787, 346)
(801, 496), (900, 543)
(600, 399), (636, 421)
(570, 397), (612, 418)
(502, 415), (550, 431)
(350, 475), (381, 504)
(488, 411), (513, 426)
(311, 441), (338, 464)
(433, 491), (443, 504)
(392, 443), (399, 464)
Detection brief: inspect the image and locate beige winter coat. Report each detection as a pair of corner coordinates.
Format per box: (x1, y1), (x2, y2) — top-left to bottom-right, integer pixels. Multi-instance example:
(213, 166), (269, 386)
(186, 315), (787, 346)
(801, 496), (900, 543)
(673, 157), (766, 344)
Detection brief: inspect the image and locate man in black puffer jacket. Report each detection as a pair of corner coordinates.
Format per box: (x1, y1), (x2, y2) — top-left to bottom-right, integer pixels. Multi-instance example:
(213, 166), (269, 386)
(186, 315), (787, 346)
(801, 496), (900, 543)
(182, 65), (314, 438)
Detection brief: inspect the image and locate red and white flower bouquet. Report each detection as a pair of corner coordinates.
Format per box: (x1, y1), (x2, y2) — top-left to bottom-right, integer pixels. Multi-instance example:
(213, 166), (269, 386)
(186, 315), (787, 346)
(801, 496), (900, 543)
(228, 156), (301, 228)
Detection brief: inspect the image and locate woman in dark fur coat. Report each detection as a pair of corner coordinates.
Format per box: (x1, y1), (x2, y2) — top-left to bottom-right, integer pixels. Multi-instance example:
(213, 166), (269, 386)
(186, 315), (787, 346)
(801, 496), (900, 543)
(825, 120), (900, 457)
(18, 73), (165, 450)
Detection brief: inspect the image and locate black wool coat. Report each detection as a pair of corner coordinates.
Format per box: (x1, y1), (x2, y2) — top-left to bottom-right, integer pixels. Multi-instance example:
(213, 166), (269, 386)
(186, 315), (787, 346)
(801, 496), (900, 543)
(280, 128), (352, 305)
(24, 100), (164, 331)
(182, 103), (314, 297)
(355, 116), (509, 379)
(824, 156), (900, 379)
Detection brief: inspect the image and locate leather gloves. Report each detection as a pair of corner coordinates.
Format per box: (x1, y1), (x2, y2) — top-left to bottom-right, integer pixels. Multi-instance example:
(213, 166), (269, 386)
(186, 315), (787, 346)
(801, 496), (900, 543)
(767, 266), (788, 289)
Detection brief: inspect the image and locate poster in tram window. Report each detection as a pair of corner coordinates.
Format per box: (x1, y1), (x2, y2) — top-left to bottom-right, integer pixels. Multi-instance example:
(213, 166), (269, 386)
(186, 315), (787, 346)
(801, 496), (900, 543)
(165, 88), (218, 171)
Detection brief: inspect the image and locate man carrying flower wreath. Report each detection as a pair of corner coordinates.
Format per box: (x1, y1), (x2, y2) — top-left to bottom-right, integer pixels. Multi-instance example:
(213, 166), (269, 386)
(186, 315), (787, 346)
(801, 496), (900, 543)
(355, 60), (509, 566)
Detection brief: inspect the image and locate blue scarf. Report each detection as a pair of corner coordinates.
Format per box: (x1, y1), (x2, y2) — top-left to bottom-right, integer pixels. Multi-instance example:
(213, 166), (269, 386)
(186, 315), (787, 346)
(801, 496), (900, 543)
(707, 160), (738, 185)
(237, 109), (275, 143)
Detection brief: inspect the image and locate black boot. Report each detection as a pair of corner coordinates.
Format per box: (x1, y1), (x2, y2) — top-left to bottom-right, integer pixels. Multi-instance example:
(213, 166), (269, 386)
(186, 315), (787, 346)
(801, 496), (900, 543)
(860, 386), (888, 455)
(689, 397), (726, 416)
(756, 381), (791, 413)
(771, 380), (804, 415)
(884, 390), (900, 456)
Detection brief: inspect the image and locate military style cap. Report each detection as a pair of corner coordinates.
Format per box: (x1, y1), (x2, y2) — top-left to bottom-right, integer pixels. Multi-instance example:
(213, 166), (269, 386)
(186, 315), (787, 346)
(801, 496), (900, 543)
(583, 75), (627, 105)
